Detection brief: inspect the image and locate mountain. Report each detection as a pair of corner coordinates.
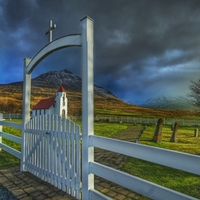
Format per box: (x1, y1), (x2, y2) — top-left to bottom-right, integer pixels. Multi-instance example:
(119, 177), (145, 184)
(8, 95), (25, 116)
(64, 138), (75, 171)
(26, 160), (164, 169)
(0, 69), (197, 117)
(31, 69), (116, 98)
(140, 96), (197, 111)
(0, 69), (121, 115)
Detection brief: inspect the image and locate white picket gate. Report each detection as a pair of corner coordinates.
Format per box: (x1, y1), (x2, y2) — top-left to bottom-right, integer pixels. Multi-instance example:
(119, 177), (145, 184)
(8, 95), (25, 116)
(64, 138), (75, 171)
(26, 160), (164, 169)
(24, 114), (82, 199)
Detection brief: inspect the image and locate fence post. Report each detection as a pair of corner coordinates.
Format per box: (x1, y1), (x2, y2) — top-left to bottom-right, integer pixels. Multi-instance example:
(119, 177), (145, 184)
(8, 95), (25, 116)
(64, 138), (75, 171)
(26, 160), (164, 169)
(21, 58), (32, 172)
(194, 128), (198, 137)
(9, 113), (11, 121)
(0, 113), (2, 151)
(81, 16), (94, 200)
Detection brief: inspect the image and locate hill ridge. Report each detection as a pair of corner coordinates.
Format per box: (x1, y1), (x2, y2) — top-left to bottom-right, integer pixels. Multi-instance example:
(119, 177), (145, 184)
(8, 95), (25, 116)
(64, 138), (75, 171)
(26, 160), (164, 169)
(0, 69), (197, 117)
(140, 96), (196, 111)
(31, 69), (117, 99)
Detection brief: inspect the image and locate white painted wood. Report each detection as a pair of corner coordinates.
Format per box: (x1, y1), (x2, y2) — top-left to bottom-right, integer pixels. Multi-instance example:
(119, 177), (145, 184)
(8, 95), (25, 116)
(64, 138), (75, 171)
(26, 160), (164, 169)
(62, 117), (66, 191)
(66, 119), (71, 194)
(0, 143), (21, 159)
(0, 121), (22, 129)
(57, 116), (62, 189)
(22, 58), (32, 124)
(76, 124), (81, 199)
(89, 189), (112, 200)
(81, 16), (94, 200)
(71, 122), (75, 195)
(0, 132), (22, 144)
(90, 135), (200, 175)
(24, 114), (81, 199)
(90, 162), (198, 200)
(27, 35), (81, 74)
(21, 58), (31, 172)
(45, 20), (56, 43)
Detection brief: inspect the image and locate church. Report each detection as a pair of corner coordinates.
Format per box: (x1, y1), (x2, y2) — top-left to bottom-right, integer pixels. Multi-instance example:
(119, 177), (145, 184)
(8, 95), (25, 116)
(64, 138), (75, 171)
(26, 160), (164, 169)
(32, 86), (68, 118)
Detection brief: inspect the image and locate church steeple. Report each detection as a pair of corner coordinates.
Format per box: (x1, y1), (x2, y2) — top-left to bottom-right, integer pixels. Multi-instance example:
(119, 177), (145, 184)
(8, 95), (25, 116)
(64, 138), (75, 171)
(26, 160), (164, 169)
(57, 85), (66, 93)
(55, 85), (68, 118)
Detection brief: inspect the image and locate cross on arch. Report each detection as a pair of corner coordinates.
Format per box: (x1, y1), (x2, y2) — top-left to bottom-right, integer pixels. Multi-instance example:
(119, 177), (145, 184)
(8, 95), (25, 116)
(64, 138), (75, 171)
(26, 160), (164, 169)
(45, 20), (56, 42)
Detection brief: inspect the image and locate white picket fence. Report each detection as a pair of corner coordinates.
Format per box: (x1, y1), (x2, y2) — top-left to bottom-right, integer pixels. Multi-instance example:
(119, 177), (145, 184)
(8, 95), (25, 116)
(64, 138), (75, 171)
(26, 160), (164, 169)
(1, 113), (200, 200)
(2, 113), (22, 119)
(24, 114), (82, 199)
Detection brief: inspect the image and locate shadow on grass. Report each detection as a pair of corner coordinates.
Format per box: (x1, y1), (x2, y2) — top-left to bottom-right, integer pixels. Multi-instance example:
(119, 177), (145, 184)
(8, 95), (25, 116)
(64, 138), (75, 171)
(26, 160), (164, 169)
(0, 151), (20, 170)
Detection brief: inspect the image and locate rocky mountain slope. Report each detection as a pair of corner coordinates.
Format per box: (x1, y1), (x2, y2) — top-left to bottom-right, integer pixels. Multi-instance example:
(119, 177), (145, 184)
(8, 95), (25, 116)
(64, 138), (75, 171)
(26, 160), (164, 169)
(31, 69), (115, 98)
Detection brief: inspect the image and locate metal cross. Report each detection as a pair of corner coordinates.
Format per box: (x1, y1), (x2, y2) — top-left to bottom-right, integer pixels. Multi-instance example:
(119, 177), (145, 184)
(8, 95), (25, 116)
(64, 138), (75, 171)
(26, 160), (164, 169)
(45, 20), (56, 42)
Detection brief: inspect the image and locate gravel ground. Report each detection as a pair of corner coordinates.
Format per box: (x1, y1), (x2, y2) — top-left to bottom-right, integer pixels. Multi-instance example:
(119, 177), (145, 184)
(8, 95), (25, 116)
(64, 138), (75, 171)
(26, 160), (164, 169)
(0, 186), (17, 200)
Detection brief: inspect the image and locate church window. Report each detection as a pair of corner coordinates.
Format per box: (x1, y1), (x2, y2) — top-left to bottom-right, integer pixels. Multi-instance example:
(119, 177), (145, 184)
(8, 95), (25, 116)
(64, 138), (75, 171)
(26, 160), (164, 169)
(63, 95), (65, 106)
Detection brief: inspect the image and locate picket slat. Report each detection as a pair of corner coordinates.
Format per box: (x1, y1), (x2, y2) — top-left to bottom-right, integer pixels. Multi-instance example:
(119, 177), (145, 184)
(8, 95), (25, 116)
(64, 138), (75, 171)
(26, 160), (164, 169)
(62, 118), (67, 192)
(66, 119), (71, 194)
(24, 114), (81, 199)
(76, 125), (81, 199)
(71, 122), (75, 196)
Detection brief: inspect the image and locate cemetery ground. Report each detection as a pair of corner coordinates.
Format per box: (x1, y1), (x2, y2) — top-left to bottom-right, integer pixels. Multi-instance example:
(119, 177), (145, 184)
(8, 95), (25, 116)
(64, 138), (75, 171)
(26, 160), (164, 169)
(0, 119), (200, 199)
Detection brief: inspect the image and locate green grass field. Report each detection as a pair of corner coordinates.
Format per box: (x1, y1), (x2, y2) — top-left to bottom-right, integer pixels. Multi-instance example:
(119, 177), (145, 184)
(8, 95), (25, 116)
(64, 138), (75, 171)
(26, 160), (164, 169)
(120, 124), (200, 199)
(91, 121), (200, 198)
(0, 119), (200, 198)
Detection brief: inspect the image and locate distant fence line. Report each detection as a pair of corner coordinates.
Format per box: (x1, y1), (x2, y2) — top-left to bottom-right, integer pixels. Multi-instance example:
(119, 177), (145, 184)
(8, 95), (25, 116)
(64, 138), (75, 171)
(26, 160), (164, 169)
(71, 116), (200, 126)
(96, 116), (200, 126)
(3, 113), (22, 119)
(2, 113), (200, 126)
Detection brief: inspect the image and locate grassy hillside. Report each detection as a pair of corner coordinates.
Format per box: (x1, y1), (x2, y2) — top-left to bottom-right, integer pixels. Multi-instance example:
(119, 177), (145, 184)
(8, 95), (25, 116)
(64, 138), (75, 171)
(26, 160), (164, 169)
(0, 84), (199, 119)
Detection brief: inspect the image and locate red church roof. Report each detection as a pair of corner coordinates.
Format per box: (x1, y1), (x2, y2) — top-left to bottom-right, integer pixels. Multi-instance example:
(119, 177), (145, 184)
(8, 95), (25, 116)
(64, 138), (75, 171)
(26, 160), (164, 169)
(32, 97), (55, 110)
(57, 85), (66, 92)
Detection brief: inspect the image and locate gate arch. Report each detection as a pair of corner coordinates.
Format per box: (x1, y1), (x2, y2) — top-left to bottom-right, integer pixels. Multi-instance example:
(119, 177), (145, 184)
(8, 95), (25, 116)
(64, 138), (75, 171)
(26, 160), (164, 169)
(21, 16), (94, 200)
(26, 34), (81, 74)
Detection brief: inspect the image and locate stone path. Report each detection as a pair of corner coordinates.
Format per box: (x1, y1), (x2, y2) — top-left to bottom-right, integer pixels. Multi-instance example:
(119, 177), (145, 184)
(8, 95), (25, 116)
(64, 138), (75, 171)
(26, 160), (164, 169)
(0, 166), (77, 200)
(94, 148), (142, 200)
(0, 125), (147, 200)
(111, 126), (144, 142)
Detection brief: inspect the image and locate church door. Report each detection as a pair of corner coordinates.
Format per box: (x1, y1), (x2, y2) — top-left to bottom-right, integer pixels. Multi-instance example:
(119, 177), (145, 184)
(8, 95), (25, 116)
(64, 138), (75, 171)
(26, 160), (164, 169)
(62, 109), (65, 118)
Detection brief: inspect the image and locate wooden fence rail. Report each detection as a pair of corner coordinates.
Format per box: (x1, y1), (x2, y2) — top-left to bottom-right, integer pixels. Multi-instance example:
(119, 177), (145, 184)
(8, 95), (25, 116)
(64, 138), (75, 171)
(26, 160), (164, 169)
(89, 135), (200, 200)
(0, 113), (22, 159)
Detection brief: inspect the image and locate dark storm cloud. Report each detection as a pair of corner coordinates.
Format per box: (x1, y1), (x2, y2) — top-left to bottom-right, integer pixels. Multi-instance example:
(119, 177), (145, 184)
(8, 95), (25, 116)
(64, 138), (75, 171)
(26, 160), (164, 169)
(1, 0), (200, 103)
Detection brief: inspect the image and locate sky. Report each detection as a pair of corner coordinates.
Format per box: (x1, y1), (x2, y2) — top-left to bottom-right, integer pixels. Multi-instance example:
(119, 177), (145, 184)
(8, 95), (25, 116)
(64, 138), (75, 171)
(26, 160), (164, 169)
(1, 0), (200, 105)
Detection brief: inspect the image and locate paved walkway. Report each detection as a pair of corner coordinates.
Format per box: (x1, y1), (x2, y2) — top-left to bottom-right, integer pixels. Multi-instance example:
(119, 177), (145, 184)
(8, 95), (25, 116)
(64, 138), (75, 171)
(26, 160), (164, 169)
(0, 166), (77, 200)
(0, 126), (146, 200)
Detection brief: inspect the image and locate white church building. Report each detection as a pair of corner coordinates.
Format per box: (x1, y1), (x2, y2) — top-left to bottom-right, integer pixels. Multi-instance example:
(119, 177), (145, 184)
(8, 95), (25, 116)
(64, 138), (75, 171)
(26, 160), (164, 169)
(32, 86), (68, 118)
